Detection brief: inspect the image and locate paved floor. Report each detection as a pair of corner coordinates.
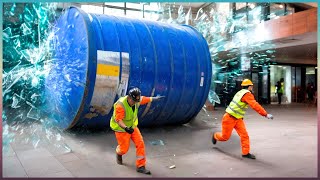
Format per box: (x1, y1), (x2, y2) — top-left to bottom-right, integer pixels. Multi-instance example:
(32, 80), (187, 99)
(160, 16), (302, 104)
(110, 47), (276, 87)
(2, 103), (318, 177)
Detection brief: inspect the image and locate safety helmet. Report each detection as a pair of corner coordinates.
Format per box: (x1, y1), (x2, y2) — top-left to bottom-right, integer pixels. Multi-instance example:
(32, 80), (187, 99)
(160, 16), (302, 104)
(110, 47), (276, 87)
(241, 79), (253, 86)
(128, 87), (141, 102)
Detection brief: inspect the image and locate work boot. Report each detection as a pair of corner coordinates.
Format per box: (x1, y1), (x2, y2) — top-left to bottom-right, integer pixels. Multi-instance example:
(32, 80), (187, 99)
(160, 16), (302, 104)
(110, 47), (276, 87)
(136, 166), (151, 175)
(116, 154), (123, 165)
(242, 153), (256, 159)
(212, 133), (217, 145)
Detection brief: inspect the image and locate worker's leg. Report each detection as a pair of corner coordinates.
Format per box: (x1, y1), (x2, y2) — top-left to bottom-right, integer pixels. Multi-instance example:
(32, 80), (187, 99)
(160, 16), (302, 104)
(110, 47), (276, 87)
(131, 127), (146, 168)
(115, 132), (131, 155)
(214, 113), (236, 141)
(234, 119), (250, 155)
(278, 93), (282, 104)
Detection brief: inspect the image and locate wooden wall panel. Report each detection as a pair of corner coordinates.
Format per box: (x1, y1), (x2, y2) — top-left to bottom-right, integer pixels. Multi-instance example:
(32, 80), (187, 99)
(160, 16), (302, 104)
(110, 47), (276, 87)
(307, 8), (317, 32)
(292, 11), (308, 35)
(279, 15), (293, 38)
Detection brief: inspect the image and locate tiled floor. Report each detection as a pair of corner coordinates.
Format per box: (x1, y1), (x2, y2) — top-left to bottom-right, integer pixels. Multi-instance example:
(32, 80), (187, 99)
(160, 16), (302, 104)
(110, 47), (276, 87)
(2, 103), (317, 177)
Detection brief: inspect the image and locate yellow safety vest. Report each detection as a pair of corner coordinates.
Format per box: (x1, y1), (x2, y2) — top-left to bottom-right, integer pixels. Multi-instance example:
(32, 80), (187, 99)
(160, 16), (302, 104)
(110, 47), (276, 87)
(279, 82), (284, 94)
(226, 89), (250, 119)
(110, 96), (140, 132)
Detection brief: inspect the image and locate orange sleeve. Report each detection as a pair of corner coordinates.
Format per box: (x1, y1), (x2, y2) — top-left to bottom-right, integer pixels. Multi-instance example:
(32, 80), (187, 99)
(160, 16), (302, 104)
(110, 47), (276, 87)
(115, 104), (125, 122)
(140, 96), (152, 105)
(241, 92), (268, 117)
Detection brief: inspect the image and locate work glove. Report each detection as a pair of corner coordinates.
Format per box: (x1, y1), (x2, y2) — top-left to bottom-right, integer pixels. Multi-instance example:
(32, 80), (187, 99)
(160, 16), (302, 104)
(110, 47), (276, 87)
(124, 127), (134, 134)
(152, 95), (165, 101)
(266, 114), (273, 120)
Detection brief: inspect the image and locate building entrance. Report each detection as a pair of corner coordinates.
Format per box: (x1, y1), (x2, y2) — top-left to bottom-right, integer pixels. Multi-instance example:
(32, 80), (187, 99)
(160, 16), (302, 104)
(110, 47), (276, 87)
(270, 65), (291, 104)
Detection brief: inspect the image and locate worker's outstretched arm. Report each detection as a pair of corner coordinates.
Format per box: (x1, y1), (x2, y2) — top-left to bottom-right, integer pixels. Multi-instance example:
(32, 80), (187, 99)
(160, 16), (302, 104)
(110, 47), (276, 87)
(140, 96), (151, 105)
(241, 92), (268, 117)
(140, 95), (165, 105)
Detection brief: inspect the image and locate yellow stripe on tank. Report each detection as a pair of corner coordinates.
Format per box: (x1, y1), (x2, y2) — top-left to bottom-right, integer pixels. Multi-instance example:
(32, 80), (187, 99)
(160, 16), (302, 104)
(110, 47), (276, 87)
(97, 64), (120, 76)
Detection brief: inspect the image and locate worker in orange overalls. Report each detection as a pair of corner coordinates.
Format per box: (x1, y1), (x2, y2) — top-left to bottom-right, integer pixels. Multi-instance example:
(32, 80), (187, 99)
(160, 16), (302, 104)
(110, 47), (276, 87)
(110, 87), (164, 174)
(212, 79), (273, 159)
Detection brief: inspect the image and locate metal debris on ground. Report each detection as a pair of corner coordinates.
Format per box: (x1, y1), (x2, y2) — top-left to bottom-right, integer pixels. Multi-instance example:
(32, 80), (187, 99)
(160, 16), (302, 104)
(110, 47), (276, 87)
(202, 106), (210, 117)
(169, 165), (176, 169)
(150, 139), (165, 146)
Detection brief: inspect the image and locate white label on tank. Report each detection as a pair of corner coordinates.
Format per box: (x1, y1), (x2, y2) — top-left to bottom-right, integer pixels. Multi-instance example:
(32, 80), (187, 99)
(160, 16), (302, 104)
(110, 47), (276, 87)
(87, 50), (121, 119)
(200, 77), (204, 87)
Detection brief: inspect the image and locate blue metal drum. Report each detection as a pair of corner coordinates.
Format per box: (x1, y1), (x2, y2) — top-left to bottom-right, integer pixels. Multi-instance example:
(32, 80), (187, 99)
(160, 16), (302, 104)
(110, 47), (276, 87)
(45, 7), (212, 129)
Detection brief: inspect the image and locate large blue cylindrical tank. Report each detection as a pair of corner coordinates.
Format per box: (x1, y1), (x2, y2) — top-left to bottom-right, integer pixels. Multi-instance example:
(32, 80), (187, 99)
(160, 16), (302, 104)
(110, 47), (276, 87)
(45, 7), (212, 129)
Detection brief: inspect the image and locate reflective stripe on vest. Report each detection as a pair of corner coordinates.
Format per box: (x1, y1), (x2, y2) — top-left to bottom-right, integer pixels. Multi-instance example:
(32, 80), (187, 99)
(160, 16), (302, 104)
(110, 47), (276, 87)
(110, 96), (140, 132)
(225, 89), (250, 119)
(116, 145), (121, 154)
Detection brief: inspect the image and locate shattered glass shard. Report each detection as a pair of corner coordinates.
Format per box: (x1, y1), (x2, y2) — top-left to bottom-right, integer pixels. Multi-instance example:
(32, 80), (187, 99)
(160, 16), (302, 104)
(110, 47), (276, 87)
(27, 107), (40, 120)
(20, 23), (32, 35)
(150, 140), (165, 146)
(208, 90), (221, 104)
(11, 94), (22, 108)
(3, 27), (12, 42)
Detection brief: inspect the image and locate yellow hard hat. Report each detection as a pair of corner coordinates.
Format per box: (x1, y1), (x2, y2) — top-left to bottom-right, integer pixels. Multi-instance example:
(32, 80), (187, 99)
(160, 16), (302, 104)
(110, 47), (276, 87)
(241, 79), (253, 86)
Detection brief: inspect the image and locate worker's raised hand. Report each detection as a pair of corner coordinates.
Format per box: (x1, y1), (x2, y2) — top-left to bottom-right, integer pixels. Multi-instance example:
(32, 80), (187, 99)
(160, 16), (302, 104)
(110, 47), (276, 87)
(153, 95), (165, 101)
(266, 114), (273, 120)
(125, 127), (134, 134)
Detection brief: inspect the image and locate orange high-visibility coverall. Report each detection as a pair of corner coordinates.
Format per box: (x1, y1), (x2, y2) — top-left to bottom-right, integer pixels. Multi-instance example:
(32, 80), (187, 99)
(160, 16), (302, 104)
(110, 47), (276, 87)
(214, 92), (267, 155)
(115, 96), (151, 168)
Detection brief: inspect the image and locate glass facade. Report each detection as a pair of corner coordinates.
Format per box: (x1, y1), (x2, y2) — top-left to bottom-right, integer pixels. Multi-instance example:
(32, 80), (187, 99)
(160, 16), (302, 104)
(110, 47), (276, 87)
(80, 2), (161, 20)
(248, 4), (262, 24)
(269, 3), (285, 19)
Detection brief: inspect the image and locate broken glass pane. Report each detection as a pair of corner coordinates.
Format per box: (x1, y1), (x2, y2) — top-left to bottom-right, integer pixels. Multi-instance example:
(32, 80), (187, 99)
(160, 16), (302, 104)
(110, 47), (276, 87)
(2, 2), (74, 153)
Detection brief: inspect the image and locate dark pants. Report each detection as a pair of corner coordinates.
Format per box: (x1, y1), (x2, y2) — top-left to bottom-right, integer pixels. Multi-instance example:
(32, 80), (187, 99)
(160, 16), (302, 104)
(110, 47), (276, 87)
(307, 93), (314, 101)
(277, 93), (283, 104)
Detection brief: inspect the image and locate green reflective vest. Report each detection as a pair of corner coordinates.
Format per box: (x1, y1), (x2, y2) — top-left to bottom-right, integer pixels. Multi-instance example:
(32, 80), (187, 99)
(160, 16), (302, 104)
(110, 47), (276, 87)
(110, 96), (140, 132)
(225, 89), (250, 119)
(278, 82), (284, 94)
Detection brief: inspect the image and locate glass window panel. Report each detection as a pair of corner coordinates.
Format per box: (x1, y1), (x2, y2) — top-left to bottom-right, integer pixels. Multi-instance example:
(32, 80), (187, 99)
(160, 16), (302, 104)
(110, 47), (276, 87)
(270, 3), (285, 19)
(126, 2), (142, 10)
(144, 11), (160, 21)
(233, 10), (247, 33)
(126, 10), (142, 19)
(104, 7), (124, 16)
(144, 3), (161, 11)
(81, 5), (103, 14)
(248, 5), (262, 24)
(247, 3), (256, 10)
(104, 2), (124, 7)
(236, 3), (247, 10)
(286, 5), (294, 15)
(217, 3), (231, 15)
